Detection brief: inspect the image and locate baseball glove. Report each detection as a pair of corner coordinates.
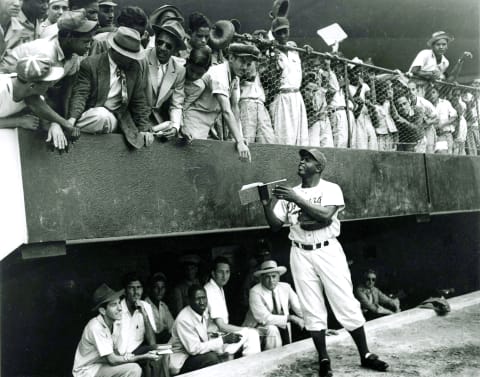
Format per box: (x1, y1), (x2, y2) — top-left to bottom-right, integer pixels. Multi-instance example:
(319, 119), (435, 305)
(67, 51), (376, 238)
(298, 211), (332, 231)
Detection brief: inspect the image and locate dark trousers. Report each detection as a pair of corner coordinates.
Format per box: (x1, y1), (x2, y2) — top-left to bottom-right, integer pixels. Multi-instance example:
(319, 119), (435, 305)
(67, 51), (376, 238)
(179, 351), (220, 374)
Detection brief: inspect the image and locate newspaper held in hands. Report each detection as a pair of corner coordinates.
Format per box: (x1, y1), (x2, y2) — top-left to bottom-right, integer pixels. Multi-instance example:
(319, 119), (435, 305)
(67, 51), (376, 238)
(238, 179), (287, 205)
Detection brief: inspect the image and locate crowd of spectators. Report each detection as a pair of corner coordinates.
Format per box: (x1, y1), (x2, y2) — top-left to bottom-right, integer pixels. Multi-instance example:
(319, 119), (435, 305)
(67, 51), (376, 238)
(1, 0), (479, 158)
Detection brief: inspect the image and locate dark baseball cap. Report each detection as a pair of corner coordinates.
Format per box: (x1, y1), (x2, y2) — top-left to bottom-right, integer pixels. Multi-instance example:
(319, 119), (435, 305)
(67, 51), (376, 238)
(299, 148), (327, 167)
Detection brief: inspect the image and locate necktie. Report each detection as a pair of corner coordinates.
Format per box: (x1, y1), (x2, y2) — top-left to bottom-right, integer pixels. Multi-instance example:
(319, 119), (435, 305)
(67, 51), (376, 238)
(116, 68), (128, 105)
(272, 290), (290, 344)
(272, 290), (283, 315)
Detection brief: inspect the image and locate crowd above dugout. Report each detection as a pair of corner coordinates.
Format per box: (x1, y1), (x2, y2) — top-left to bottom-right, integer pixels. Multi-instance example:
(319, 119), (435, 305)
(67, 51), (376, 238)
(0, 0), (479, 158)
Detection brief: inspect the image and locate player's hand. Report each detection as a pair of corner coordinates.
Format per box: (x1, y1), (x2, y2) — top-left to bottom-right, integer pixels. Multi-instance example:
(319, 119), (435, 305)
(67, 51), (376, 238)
(288, 315), (305, 329)
(236, 140), (251, 162)
(46, 123), (68, 151)
(461, 51), (473, 60)
(18, 114), (40, 130)
(272, 185), (299, 202)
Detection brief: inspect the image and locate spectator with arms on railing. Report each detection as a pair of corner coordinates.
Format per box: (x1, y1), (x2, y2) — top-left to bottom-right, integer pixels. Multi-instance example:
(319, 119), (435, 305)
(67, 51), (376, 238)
(448, 87), (468, 155)
(68, 27), (156, 148)
(181, 42), (253, 162)
(392, 94), (426, 152)
(409, 31), (472, 96)
(0, 56), (64, 130)
(463, 79), (480, 156)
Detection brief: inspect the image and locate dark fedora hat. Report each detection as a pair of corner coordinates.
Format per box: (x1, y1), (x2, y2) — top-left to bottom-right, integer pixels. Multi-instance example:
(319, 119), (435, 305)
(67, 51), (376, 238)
(229, 43), (260, 60)
(92, 283), (124, 311)
(149, 4), (184, 26)
(152, 19), (187, 51)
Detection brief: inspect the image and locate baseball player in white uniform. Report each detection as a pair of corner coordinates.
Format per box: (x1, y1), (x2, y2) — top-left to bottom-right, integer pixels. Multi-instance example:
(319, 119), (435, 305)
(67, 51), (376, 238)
(261, 148), (388, 377)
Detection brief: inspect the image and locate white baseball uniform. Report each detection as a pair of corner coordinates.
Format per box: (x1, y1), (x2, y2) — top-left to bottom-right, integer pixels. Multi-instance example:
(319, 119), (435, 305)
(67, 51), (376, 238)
(273, 178), (365, 331)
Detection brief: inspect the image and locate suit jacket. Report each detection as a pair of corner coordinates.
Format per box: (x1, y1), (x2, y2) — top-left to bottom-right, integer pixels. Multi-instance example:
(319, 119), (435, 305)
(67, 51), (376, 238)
(243, 282), (303, 330)
(169, 306), (223, 375)
(355, 284), (398, 314)
(144, 48), (185, 128)
(68, 52), (152, 148)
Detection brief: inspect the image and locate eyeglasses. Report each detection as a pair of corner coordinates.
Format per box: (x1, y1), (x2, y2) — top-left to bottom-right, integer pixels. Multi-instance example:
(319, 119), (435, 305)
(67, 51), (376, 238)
(157, 39), (174, 51)
(51, 5), (68, 10)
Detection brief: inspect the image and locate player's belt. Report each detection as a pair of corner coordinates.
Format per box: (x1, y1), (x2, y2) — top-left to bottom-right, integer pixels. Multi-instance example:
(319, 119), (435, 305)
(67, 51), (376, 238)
(293, 240), (330, 250)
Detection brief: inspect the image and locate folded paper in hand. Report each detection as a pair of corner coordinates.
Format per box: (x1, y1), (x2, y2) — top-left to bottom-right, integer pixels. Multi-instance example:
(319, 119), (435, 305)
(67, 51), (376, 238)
(238, 179), (286, 205)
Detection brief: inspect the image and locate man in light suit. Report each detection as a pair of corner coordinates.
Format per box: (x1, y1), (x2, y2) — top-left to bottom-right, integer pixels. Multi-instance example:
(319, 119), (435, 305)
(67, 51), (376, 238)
(169, 285), (241, 376)
(68, 27), (155, 148)
(243, 260), (304, 350)
(145, 19), (186, 140)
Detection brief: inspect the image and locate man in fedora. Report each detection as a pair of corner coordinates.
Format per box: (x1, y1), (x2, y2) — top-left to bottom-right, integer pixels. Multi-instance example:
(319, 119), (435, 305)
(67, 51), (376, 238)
(261, 148), (389, 376)
(181, 42), (256, 162)
(243, 260), (304, 350)
(68, 26), (156, 148)
(72, 283), (160, 377)
(144, 19), (186, 140)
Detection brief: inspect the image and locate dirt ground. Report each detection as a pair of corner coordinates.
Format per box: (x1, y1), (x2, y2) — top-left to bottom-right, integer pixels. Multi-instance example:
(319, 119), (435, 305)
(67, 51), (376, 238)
(266, 304), (480, 377)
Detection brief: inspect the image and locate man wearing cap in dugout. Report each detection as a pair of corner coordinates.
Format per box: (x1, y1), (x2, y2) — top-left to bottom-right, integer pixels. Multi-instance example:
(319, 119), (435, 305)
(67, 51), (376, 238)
(68, 26), (157, 148)
(144, 19), (187, 141)
(242, 260), (304, 350)
(0, 56), (64, 128)
(261, 148), (389, 376)
(181, 42), (258, 162)
(72, 284), (161, 377)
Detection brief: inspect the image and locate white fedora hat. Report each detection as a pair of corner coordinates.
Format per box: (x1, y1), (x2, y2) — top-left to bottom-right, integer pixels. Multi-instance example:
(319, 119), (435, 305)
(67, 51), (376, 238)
(254, 260), (287, 278)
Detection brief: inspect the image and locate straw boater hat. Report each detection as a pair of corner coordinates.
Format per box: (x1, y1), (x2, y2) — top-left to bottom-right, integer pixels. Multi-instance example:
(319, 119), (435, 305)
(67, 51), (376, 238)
(108, 26), (146, 60)
(254, 260), (287, 278)
(91, 283), (124, 311)
(152, 19), (187, 50)
(427, 31), (454, 47)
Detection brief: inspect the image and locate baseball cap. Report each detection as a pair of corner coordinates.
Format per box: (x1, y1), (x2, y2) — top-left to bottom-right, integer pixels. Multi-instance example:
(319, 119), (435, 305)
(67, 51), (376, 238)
(271, 17), (289, 33)
(16, 56), (64, 82)
(299, 148), (327, 168)
(57, 9), (98, 33)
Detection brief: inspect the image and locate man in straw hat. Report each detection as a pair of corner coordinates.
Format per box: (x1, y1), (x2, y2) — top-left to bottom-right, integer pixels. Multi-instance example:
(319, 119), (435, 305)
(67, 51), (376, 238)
(409, 31), (472, 96)
(145, 19), (187, 141)
(261, 148), (388, 376)
(72, 283), (160, 377)
(243, 260), (304, 350)
(0, 55), (63, 129)
(181, 42), (257, 162)
(68, 26), (157, 148)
